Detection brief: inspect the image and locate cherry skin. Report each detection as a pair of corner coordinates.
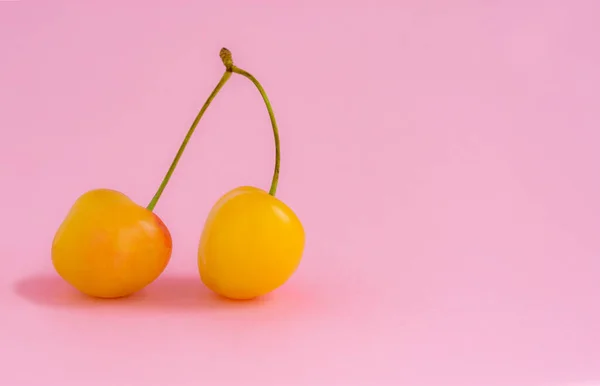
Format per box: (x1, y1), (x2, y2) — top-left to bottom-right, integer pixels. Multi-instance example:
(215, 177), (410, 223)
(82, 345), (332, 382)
(51, 189), (172, 299)
(198, 186), (305, 300)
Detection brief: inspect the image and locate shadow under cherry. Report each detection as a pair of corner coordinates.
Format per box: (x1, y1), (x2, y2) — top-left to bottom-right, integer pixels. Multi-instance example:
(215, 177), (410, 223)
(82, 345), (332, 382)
(13, 274), (272, 311)
(12, 272), (322, 315)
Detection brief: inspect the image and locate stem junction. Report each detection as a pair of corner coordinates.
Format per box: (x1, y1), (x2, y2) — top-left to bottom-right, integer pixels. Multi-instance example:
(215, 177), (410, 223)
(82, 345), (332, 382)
(147, 47), (281, 211)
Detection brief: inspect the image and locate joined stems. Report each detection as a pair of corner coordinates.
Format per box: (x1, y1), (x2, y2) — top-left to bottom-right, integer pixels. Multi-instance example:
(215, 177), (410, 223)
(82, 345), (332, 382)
(147, 48), (281, 211)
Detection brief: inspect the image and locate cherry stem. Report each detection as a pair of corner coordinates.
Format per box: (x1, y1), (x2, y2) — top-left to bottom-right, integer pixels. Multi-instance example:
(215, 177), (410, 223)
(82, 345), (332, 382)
(146, 70), (232, 211)
(147, 47), (281, 211)
(222, 48), (281, 196)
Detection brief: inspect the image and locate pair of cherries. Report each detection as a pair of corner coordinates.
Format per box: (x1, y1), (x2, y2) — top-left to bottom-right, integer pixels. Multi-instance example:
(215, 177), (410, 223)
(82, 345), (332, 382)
(51, 49), (305, 301)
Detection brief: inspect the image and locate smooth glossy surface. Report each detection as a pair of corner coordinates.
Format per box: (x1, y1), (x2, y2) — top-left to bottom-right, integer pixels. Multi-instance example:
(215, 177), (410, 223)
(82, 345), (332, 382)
(52, 189), (172, 298)
(198, 186), (305, 300)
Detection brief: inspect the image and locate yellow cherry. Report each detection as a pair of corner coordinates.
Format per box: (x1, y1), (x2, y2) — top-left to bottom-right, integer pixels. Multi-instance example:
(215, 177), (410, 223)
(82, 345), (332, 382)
(51, 51), (236, 299)
(52, 189), (172, 298)
(198, 186), (305, 300)
(195, 48), (306, 300)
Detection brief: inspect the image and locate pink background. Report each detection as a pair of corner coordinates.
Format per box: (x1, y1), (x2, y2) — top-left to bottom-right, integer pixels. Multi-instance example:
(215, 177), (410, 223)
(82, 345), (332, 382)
(1, 1), (599, 385)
